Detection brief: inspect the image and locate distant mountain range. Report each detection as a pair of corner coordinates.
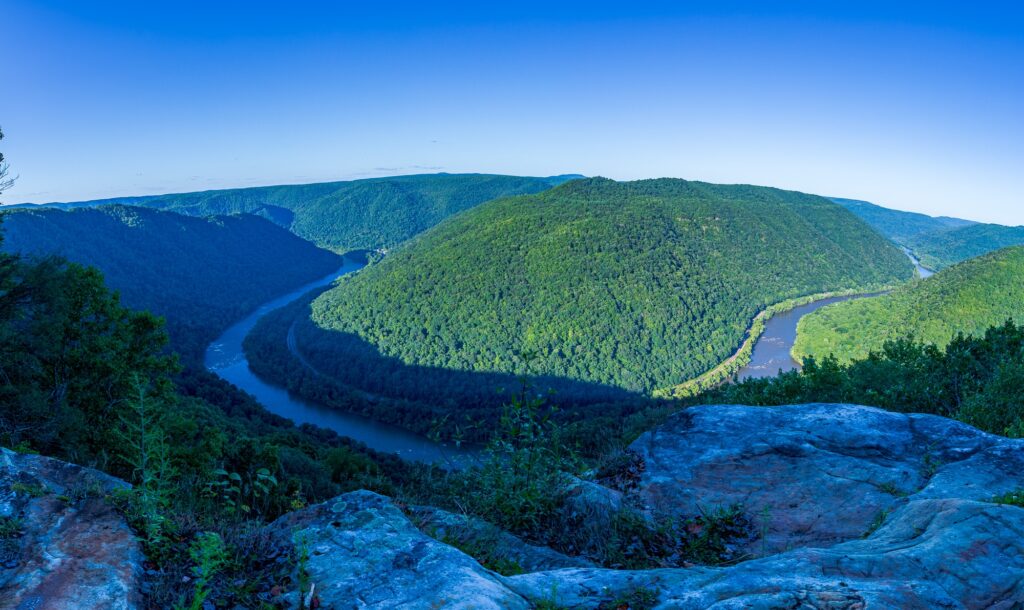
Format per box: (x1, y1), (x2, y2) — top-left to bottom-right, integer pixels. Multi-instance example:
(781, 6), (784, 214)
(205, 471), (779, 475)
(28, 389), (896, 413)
(832, 197), (1024, 270)
(10, 173), (582, 254)
(0, 205), (342, 361)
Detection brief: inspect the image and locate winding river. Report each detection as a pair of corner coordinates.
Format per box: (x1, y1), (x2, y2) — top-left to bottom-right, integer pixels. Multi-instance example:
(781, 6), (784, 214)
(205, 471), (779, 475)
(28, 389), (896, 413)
(204, 257), (475, 464)
(736, 249), (934, 380)
(206, 248), (934, 460)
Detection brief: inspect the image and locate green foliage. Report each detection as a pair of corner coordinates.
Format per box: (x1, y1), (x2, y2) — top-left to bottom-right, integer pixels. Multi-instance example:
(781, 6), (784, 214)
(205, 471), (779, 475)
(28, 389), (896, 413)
(905, 223), (1024, 270)
(450, 365), (579, 536)
(302, 177), (911, 410)
(794, 246), (1024, 362)
(0, 205), (342, 362)
(0, 516), (23, 539)
(10, 481), (47, 498)
(292, 532), (311, 605)
(178, 532), (229, 610)
(44, 173), (572, 254)
(832, 197), (974, 246)
(708, 319), (1024, 437)
(863, 509), (890, 538)
(0, 235), (178, 458)
(832, 196), (1024, 273)
(425, 527), (525, 576)
(660, 288), (885, 398)
(204, 467), (279, 518)
(599, 586), (661, 610)
(989, 490), (1024, 507)
(0, 223), (413, 607)
(115, 375), (177, 549)
(958, 360), (1024, 437)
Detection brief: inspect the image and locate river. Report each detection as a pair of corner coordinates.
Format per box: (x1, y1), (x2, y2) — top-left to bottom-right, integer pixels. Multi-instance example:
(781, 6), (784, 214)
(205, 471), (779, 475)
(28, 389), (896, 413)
(204, 257), (475, 464)
(902, 247), (935, 279)
(206, 248), (934, 457)
(736, 249), (934, 380)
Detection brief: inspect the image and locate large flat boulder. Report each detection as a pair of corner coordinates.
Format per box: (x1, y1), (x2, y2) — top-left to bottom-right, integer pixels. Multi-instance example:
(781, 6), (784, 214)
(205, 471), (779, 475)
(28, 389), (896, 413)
(505, 497), (1024, 608)
(0, 448), (143, 610)
(504, 404), (1024, 608)
(265, 490), (529, 609)
(264, 404), (1024, 609)
(629, 403), (1009, 553)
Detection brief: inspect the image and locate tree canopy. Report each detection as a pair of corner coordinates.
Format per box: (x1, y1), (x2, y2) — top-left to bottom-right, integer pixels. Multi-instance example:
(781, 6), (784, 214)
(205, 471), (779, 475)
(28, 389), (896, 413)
(1, 205), (343, 362)
(285, 178), (911, 412)
(794, 246), (1024, 362)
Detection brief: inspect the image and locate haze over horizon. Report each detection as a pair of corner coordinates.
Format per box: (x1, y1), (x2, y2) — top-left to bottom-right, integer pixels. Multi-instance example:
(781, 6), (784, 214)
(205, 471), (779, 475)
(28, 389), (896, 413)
(3, 1), (1023, 224)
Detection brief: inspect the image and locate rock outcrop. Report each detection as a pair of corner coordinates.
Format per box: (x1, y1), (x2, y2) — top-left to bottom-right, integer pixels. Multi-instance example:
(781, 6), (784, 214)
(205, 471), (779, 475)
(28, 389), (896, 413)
(5, 404), (1022, 609)
(408, 505), (594, 573)
(508, 404), (1024, 608)
(630, 403), (1013, 554)
(265, 490), (531, 609)
(264, 404), (1024, 609)
(0, 448), (143, 610)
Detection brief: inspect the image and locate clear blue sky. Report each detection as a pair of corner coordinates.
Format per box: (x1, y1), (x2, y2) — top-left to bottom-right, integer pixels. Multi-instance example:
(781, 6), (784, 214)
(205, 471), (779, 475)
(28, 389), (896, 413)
(3, 1), (1023, 224)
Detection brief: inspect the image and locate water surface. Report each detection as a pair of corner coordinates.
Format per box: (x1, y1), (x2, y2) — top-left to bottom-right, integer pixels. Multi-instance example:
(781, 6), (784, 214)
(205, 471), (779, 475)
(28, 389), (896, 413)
(737, 249), (931, 380)
(205, 258), (475, 464)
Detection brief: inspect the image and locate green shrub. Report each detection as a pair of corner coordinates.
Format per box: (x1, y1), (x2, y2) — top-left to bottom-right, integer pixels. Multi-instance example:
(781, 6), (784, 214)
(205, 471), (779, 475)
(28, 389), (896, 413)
(177, 532), (229, 610)
(989, 490), (1024, 507)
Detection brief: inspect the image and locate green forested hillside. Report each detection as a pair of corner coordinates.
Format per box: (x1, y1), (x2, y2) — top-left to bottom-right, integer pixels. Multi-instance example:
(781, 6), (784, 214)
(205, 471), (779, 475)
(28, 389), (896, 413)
(293, 178), (911, 405)
(793, 246), (1024, 362)
(705, 320), (1024, 438)
(904, 222), (1024, 270)
(0, 223), (425, 607)
(30, 173), (577, 253)
(831, 197), (974, 244)
(831, 197), (1024, 270)
(0, 206), (343, 361)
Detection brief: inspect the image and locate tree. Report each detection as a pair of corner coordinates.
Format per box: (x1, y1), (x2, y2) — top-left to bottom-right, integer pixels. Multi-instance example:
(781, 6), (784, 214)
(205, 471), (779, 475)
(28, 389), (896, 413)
(0, 127), (14, 199)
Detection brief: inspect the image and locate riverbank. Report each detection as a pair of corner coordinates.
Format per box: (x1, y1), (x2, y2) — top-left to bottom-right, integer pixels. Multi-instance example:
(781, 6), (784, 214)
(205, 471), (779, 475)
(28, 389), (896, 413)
(205, 258), (477, 464)
(655, 285), (899, 398)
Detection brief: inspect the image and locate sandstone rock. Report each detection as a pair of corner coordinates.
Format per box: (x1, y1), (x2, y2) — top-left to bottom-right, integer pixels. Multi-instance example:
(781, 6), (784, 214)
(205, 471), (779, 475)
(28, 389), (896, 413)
(266, 404), (1024, 609)
(0, 448), (143, 610)
(503, 404), (1024, 609)
(506, 496), (1024, 608)
(629, 403), (1010, 554)
(408, 505), (594, 573)
(265, 490), (529, 609)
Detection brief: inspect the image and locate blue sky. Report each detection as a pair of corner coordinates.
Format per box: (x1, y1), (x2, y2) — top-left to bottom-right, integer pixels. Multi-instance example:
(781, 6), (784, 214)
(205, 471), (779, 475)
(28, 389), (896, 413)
(3, 1), (1023, 224)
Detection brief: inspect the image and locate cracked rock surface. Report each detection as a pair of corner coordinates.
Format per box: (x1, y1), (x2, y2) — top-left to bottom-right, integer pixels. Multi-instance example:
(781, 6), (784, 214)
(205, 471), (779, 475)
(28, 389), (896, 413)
(0, 448), (143, 610)
(507, 404), (1024, 608)
(265, 490), (531, 609)
(263, 404), (1024, 609)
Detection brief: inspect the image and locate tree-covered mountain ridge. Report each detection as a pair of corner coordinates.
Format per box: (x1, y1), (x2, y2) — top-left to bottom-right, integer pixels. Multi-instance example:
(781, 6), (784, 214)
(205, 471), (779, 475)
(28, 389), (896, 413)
(13, 173), (581, 253)
(293, 177), (913, 402)
(904, 222), (1024, 270)
(832, 196), (1024, 270)
(793, 245), (1024, 363)
(0, 205), (344, 362)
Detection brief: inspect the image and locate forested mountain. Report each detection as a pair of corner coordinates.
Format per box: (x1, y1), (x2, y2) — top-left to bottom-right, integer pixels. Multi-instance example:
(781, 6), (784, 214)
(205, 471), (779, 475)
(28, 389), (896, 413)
(793, 246), (1024, 362)
(283, 177), (911, 411)
(831, 197), (974, 245)
(832, 197), (1024, 270)
(903, 222), (1024, 270)
(0, 223), (426, 607)
(24, 173), (579, 253)
(0, 205), (343, 362)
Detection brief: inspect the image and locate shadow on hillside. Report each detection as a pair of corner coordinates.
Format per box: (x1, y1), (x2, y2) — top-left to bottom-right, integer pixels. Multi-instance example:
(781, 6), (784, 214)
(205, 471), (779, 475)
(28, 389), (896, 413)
(292, 316), (641, 409)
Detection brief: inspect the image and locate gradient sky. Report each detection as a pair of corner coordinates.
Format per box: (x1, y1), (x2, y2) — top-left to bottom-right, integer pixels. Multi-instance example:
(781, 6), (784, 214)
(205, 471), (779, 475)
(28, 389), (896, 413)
(3, 1), (1023, 224)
